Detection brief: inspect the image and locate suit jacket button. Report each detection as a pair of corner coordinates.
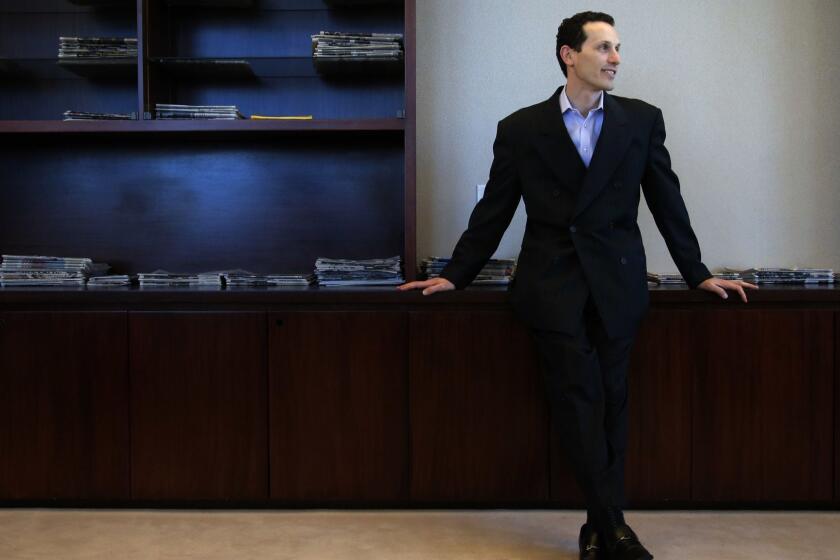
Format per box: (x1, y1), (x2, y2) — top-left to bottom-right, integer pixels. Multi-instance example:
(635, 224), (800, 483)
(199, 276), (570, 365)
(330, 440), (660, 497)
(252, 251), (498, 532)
(609, 221), (615, 229)
(614, 181), (623, 189)
(569, 225), (577, 233)
(620, 257), (627, 265)
(552, 189), (560, 197)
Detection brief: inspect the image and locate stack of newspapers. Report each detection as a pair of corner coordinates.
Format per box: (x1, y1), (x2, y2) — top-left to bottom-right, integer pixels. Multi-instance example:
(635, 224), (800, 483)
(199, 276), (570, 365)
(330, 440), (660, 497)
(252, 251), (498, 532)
(87, 275), (132, 287)
(155, 103), (245, 120)
(222, 270), (316, 287)
(137, 270), (198, 287)
(63, 110), (136, 121)
(647, 270), (743, 286)
(137, 271), (224, 287)
(647, 272), (686, 285)
(311, 31), (404, 62)
(315, 256), (403, 287)
(0, 254), (109, 287)
(733, 267), (834, 285)
(58, 37), (137, 59)
(422, 257), (515, 285)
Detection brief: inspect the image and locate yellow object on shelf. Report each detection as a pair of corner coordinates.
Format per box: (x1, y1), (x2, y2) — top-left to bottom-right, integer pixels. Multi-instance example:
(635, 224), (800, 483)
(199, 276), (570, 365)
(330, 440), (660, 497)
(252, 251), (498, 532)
(250, 115), (314, 120)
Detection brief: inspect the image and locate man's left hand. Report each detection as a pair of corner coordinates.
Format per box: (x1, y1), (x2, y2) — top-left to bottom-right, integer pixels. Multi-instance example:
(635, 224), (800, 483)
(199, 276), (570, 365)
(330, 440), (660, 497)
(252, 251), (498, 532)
(698, 277), (759, 302)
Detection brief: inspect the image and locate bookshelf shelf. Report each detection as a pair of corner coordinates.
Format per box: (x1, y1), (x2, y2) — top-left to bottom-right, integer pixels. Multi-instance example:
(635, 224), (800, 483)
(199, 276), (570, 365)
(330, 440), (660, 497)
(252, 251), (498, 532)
(57, 57), (137, 78)
(0, 118), (405, 134)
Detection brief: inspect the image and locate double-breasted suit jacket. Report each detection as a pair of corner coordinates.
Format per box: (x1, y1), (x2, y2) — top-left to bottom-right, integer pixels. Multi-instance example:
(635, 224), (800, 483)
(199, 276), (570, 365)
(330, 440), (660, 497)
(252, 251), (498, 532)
(440, 86), (713, 339)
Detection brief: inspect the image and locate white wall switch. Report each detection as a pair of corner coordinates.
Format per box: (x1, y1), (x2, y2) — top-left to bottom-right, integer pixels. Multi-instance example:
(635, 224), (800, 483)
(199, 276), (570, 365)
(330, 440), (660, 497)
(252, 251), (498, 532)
(476, 183), (486, 202)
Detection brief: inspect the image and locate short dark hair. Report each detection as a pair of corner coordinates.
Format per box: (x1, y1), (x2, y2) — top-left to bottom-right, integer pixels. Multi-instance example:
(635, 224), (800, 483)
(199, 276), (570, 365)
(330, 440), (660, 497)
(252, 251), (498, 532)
(556, 11), (615, 77)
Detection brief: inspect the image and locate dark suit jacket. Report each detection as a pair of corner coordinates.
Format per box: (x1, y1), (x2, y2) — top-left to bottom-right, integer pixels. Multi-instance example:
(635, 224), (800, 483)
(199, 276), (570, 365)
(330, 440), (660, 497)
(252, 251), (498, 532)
(440, 86), (713, 339)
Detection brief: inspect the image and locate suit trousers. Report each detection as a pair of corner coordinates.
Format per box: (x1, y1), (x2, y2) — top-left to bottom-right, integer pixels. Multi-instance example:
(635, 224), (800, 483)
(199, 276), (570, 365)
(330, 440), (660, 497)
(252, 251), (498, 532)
(531, 293), (636, 527)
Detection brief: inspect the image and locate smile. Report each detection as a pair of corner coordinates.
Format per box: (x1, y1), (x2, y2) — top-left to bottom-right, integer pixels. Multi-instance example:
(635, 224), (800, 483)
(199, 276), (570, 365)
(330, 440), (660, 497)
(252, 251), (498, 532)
(602, 69), (616, 77)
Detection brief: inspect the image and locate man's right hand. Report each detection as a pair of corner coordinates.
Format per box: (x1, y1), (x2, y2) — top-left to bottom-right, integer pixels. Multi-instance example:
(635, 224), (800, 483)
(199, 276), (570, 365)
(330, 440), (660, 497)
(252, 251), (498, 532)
(397, 277), (455, 296)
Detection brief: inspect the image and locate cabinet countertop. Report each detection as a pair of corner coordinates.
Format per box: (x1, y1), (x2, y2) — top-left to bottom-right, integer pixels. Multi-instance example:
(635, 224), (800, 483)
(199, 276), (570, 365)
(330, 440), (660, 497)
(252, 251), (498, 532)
(1, 284), (839, 306)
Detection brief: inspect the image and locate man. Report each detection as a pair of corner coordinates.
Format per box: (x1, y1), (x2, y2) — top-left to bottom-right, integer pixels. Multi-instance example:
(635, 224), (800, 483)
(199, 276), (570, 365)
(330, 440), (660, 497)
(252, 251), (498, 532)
(399, 11), (757, 560)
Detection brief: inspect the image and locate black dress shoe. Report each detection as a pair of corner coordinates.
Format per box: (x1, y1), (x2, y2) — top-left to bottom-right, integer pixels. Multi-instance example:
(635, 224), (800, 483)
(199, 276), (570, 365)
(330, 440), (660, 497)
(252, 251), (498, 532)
(578, 523), (603, 560)
(605, 524), (653, 560)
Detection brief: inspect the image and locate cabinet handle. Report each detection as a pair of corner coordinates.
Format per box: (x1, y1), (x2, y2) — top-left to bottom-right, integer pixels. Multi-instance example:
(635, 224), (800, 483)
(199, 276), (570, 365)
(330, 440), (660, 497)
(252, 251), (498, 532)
(276, 319), (284, 327)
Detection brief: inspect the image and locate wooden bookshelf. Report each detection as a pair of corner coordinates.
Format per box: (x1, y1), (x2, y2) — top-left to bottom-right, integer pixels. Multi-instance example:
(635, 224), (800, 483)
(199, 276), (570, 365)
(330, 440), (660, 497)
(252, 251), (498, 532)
(0, 0), (416, 280)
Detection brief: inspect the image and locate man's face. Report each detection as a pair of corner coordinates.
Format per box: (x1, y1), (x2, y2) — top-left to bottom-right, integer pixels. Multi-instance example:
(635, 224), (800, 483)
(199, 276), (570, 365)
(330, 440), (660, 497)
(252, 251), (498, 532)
(564, 21), (621, 91)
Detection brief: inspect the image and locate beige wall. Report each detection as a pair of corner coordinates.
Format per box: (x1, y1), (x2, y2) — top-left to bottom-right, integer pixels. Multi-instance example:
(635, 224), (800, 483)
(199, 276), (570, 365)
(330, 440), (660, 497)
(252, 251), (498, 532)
(416, 0), (840, 273)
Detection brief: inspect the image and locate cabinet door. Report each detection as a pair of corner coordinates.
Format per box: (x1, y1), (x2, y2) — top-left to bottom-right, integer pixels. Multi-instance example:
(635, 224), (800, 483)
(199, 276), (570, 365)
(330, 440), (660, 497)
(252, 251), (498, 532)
(409, 311), (549, 504)
(0, 312), (129, 500)
(624, 310), (694, 505)
(130, 312), (267, 501)
(692, 309), (834, 502)
(836, 311), (840, 505)
(268, 312), (408, 502)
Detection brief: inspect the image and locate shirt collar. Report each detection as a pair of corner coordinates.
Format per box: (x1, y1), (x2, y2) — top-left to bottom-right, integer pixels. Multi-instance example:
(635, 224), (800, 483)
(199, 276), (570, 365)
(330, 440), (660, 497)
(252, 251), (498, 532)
(560, 87), (604, 115)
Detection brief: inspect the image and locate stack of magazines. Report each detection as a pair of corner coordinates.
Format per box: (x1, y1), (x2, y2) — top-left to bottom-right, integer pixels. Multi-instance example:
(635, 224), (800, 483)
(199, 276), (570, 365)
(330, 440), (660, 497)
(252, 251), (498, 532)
(732, 267), (834, 285)
(155, 104), (245, 120)
(647, 272), (685, 285)
(315, 256), (403, 287)
(137, 270), (200, 287)
(647, 270), (743, 286)
(311, 31), (404, 62)
(223, 270), (316, 287)
(58, 37), (137, 59)
(87, 275), (132, 287)
(0, 254), (108, 287)
(63, 110), (136, 121)
(422, 257), (515, 285)
(198, 273), (224, 287)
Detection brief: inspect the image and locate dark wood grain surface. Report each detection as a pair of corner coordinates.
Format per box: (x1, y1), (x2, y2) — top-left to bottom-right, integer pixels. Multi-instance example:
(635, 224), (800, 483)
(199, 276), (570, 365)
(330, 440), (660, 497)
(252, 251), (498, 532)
(0, 136), (404, 276)
(624, 309), (694, 505)
(692, 309), (834, 502)
(129, 311), (267, 500)
(268, 311), (408, 502)
(0, 311), (129, 500)
(409, 311), (550, 503)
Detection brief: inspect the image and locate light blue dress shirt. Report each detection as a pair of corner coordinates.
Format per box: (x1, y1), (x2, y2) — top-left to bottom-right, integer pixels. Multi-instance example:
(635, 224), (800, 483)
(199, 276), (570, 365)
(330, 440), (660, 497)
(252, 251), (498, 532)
(560, 88), (604, 168)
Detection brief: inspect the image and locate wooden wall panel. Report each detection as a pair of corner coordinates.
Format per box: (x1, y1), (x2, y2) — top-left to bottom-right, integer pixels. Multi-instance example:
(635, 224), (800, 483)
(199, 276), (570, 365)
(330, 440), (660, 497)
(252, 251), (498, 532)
(268, 312), (408, 502)
(409, 311), (549, 503)
(0, 312), (129, 500)
(130, 312), (267, 500)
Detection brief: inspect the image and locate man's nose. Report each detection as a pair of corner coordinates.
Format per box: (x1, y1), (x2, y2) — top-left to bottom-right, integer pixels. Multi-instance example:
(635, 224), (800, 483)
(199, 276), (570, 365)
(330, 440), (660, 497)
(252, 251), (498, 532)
(609, 49), (621, 64)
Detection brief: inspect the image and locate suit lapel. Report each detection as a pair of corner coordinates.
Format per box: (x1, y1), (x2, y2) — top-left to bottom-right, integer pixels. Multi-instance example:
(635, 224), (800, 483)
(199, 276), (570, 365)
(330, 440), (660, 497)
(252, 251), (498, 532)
(572, 92), (632, 219)
(533, 87), (587, 190)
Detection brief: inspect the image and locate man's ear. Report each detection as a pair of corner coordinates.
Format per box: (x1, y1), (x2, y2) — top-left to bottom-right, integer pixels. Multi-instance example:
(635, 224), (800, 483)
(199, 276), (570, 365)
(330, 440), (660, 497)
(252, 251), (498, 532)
(559, 45), (575, 69)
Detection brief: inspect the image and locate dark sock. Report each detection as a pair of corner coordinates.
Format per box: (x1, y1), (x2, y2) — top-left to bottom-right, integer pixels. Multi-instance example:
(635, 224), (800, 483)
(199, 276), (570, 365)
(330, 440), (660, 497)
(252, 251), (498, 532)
(593, 506), (626, 533)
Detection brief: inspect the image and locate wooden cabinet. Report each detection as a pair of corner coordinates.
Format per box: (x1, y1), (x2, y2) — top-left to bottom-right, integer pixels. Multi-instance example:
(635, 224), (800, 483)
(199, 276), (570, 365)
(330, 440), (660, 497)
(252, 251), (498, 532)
(691, 309), (834, 503)
(408, 310), (550, 503)
(0, 288), (836, 506)
(624, 309), (694, 505)
(836, 311), (840, 504)
(129, 311), (267, 500)
(268, 312), (408, 502)
(0, 311), (129, 500)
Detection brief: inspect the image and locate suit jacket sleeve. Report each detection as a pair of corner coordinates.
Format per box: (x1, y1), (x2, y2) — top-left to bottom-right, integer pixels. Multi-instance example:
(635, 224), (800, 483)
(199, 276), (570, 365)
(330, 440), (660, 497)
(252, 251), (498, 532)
(641, 109), (713, 289)
(439, 120), (522, 289)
